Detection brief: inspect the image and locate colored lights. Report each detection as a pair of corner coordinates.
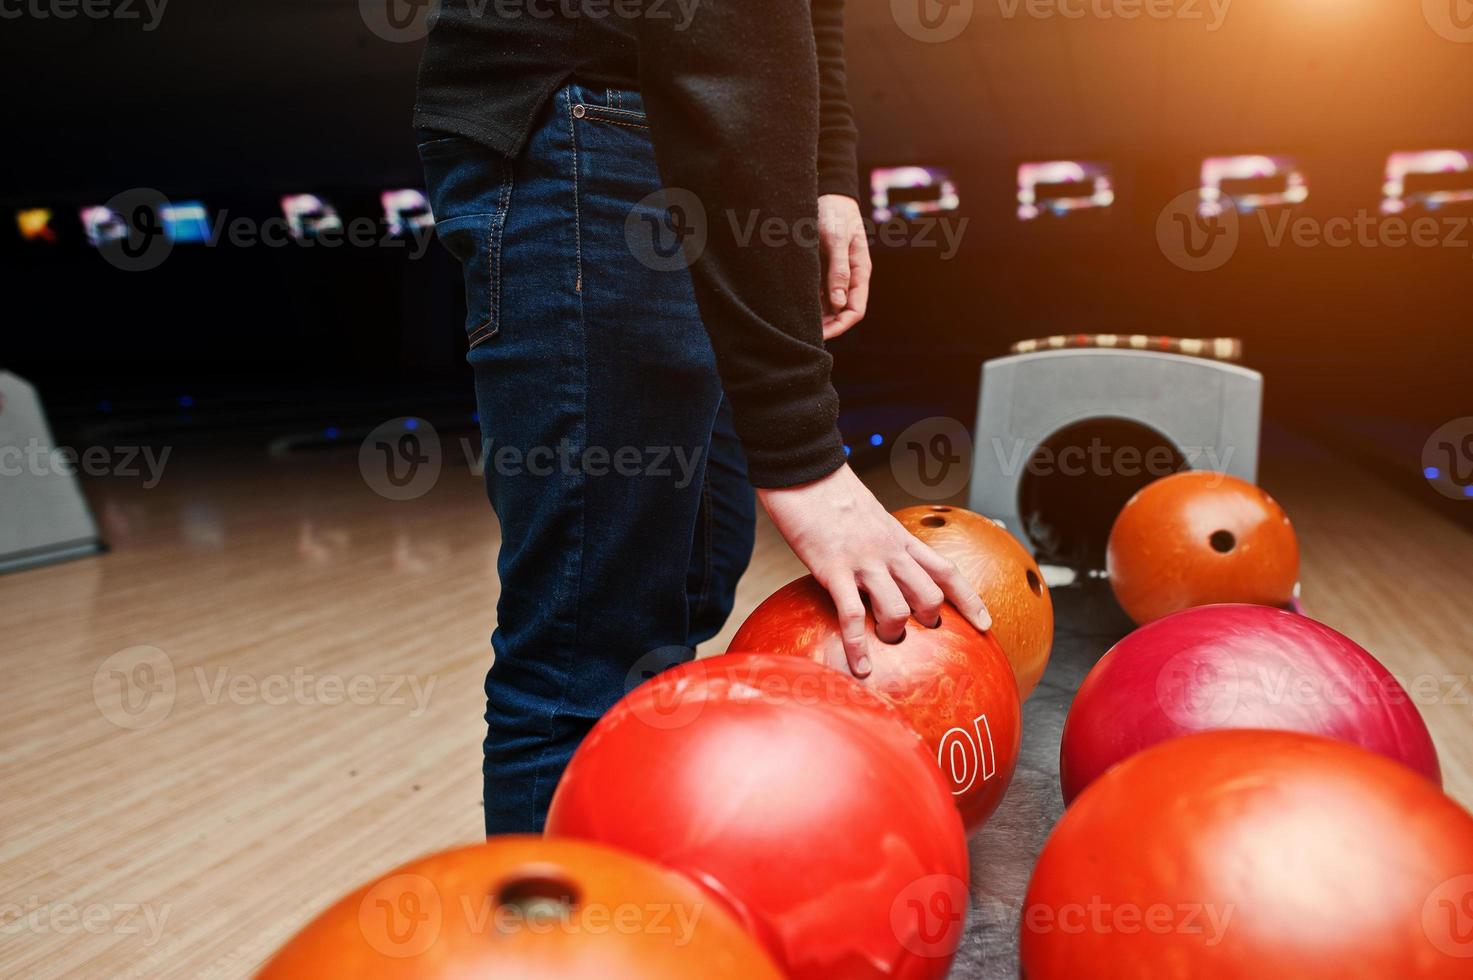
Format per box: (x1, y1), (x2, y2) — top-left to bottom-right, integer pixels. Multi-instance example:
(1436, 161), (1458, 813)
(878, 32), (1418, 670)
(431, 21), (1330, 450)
(382, 189), (434, 237)
(281, 194), (344, 240)
(79, 205), (128, 247)
(1381, 150), (1473, 215)
(1425, 466), (1441, 480)
(1017, 160), (1114, 221)
(1198, 155), (1308, 216)
(162, 202), (211, 244)
(870, 166), (960, 223)
(16, 208), (57, 243)
(869, 433), (884, 447)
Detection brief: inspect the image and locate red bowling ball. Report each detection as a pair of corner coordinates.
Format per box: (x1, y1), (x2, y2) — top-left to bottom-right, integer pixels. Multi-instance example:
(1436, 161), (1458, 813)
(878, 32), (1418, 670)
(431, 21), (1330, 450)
(1024, 730), (1473, 980)
(546, 654), (970, 980)
(728, 574), (1021, 832)
(1060, 603), (1440, 803)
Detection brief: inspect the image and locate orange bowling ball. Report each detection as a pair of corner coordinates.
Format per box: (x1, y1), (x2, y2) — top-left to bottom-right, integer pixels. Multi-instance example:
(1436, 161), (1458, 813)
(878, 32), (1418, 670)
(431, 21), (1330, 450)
(1106, 470), (1299, 625)
(1022, 730), (1473, 980)
(893, 504), (1054, 697)
(257, 836), (783, 979)
(729, 575), (1022, 832)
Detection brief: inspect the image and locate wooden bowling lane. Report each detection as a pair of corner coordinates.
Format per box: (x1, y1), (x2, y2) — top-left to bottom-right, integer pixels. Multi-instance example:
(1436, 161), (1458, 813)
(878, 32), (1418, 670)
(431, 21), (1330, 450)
(2, 432), (1472, 978)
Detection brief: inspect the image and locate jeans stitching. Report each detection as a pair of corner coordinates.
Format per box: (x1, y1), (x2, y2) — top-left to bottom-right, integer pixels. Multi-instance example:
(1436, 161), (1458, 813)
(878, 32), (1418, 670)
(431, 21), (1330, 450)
(566, 88), (584, 294)
(693, 476), (714, 622)
(523, 85), (589, 828)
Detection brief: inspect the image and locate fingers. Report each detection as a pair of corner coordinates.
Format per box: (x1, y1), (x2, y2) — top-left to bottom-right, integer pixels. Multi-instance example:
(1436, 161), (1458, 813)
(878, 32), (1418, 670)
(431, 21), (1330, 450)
(822, 308), (863, 341)
(858, 566), (911, 645)
(908, 539), (993, 633)
(847, 234), (872, 321)
(891, 554), (945, 629)
(828, 578), (873, 679)
(823, 233), (853, 314)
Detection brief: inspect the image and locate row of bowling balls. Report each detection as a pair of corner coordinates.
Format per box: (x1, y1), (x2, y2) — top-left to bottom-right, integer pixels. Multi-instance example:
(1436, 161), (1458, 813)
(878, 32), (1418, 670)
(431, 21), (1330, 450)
(1038, 471), (1470, 976)
(259, 504), (1056, 978)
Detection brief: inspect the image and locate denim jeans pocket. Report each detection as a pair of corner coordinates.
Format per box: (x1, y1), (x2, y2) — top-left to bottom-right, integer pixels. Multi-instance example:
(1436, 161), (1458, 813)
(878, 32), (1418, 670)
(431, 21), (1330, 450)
(418, 134), (512, 348)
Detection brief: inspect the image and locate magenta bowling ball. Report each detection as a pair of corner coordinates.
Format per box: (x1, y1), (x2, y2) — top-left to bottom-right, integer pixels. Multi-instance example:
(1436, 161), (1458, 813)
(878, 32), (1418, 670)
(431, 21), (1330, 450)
(1060, 604), (1440, 803)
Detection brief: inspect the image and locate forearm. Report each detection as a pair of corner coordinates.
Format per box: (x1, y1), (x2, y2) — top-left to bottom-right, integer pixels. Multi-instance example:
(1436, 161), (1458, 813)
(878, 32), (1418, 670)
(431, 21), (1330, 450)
(813, 0), (859, 201)
(631, 0), (846, 488)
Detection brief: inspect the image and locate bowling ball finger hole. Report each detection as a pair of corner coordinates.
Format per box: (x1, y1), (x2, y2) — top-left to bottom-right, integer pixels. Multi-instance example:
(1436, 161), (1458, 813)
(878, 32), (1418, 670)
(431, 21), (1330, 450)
(929, 506), (952, 512)
(1209, 530), (1236, 553)
(1027, 568), (1043, 596)
(920, 515), (947, 528)
(494, 873), (580, 929)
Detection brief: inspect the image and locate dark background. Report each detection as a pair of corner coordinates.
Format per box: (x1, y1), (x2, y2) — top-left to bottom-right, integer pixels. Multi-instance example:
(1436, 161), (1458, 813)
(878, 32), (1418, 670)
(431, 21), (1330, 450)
(2, 0), (1470, 511)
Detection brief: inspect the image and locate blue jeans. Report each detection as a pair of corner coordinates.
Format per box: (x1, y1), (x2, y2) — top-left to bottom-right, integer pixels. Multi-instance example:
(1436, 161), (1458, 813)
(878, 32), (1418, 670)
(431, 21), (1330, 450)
(419, 83), (757, 835)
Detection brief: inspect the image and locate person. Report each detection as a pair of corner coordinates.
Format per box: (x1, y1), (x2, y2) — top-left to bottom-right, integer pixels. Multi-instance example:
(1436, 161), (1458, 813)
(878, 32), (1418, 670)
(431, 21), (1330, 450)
(414, 0), (991, 835)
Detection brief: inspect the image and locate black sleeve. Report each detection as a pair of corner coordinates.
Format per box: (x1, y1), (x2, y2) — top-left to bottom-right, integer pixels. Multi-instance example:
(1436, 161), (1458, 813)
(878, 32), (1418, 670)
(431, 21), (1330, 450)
(630, 0), (848, 489)
(812, 0), (861, 201)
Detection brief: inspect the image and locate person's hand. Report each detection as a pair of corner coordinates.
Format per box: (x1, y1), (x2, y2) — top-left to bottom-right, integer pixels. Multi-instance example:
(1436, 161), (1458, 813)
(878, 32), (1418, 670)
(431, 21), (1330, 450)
(817, 194), (872, 341)
(757, 464), (992, 678)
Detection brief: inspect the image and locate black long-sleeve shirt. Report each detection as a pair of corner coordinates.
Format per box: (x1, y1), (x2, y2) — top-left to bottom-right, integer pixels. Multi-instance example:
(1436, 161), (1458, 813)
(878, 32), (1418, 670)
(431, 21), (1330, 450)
(414, 0), (858, 488)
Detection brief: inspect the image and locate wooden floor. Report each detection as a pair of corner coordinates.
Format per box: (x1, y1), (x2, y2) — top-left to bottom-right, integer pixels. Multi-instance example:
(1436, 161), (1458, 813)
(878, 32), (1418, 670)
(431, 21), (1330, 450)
(2, 434), (1471, 978)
